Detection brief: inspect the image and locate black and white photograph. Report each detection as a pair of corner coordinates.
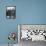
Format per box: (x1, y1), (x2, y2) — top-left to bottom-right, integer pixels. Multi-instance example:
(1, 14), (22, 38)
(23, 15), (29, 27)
(6, 6), (16, 19)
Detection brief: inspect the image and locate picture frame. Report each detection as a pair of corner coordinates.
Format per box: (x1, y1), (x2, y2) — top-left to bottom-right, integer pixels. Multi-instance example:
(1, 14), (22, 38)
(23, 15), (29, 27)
(6, 6), (16, 19)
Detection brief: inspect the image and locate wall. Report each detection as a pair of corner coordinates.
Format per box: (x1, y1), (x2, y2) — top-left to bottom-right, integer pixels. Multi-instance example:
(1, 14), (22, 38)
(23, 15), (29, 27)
(0, 0), (46, 44)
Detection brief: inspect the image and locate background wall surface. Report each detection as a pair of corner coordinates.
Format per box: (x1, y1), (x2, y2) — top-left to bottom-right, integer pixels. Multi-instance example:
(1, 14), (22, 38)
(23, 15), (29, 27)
(0, 0), (46, 44)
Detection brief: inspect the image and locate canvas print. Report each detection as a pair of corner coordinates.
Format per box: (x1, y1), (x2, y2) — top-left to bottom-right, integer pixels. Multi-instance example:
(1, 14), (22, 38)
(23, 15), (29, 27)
(6, 6), (16, 19)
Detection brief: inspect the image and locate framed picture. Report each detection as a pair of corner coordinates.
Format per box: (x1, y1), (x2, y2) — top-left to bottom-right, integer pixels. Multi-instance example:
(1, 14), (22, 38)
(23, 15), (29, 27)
(6, 6), (16, 19)
(18, 24), (46, 41)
